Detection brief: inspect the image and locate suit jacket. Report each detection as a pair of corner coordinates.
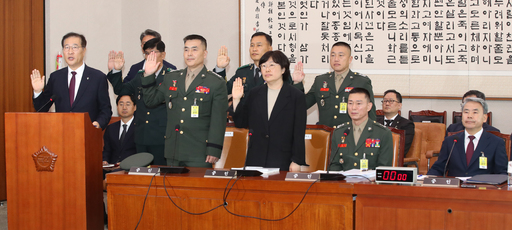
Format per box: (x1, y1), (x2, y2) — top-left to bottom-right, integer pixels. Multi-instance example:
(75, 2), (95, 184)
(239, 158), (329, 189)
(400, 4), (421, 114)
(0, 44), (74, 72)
(33, 65), (112, 128)
(123, 59), (176, 83)
(102, 120), (136, 163)
(233, 83), (307, 171)
(446, 122), (500, 136)
(300, 70), (377, 128)
(329, 119), (393, 171)
(428, 131), (508, 177)
(377, 115), (415, 156)
(141, 65), (228, 163)
(107, 65), (172, 146)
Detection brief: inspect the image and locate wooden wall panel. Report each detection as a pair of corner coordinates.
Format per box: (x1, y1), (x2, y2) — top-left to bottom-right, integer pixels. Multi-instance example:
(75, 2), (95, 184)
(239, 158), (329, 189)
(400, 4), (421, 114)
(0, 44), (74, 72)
(0, 0), (44, 200)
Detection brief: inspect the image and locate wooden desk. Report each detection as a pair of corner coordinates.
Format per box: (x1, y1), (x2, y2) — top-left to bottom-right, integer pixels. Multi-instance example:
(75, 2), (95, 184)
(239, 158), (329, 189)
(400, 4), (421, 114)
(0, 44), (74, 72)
(107, 168), (355, 230)
(354, 183), (512, 230)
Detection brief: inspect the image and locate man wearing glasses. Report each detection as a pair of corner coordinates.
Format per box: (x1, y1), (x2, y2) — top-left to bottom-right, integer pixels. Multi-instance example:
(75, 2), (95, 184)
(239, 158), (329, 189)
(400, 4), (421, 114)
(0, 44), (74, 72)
(377, 89), (415, 156)
(31, 32), (112, 129)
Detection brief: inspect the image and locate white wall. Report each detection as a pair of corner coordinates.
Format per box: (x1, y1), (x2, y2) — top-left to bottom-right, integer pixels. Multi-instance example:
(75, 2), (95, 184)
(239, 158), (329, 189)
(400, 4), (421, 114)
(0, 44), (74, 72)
(46, 0), (512, 134)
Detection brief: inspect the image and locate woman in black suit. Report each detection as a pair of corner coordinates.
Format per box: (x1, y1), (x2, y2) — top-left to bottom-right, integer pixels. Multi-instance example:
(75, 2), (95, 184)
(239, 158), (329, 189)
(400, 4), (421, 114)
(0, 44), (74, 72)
(232, 51), (307, 171)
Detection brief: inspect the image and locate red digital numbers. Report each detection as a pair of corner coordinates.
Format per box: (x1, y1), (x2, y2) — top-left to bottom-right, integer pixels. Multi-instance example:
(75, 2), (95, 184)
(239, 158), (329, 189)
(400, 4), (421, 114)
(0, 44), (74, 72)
(382, 170), (407, 181)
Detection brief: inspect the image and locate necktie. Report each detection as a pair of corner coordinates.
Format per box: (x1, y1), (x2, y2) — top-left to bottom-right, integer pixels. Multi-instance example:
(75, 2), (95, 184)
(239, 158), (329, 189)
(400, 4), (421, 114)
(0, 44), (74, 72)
(69, 71), (76, 106)
(185, 72), (195, 91)
(120, 124), (127, 144)
(254, 67), (260, 83)
(385, 120), (393, 126)
(466, 135), (475, 166)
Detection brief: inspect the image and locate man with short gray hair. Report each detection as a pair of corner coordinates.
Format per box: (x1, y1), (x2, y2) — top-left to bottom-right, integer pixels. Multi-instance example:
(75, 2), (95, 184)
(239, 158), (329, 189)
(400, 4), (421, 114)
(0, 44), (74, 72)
(428, 97), (507, 177)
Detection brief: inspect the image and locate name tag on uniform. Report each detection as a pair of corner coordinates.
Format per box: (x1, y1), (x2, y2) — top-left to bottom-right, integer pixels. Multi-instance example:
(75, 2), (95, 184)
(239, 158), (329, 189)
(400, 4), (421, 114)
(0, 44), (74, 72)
(339, 102), (347, 114)
(191, 105), (199, 118)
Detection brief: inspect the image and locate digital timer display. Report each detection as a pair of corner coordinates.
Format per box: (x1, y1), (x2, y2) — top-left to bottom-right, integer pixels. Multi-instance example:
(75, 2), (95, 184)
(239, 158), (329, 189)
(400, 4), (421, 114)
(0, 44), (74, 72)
(375, 167), (417, 184)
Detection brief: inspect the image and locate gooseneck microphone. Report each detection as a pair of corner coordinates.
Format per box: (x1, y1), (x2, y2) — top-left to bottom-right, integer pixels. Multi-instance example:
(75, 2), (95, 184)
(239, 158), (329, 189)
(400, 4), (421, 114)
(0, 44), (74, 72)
(443, 136), (459, 177)
(321, 128), (350, 180)
(36, 95), (58, 112)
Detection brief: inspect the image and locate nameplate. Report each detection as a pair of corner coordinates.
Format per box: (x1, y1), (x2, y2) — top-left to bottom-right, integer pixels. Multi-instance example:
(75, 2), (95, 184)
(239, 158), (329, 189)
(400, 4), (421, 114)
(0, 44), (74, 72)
(304, 134), (312, 140)
(204, 169), (237, 178)
(128, 167), (159, 175)
(225, 131), (234, 137)
(422, 177), (461, 187)
(285, 172), (320, 181)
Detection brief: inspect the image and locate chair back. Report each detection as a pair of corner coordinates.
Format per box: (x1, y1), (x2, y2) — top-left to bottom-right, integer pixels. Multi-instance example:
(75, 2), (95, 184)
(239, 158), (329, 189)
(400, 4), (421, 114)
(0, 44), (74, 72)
(404, 128), (422, 167)
(389, 128), (405, 167)
(305, 125), (334, 171)
(214, 125), (249, 169)
(409, 110), (447, 124)
(414, 122), (446, 174)
(486, 131), (511, 161)
(452, 111), (492, 125)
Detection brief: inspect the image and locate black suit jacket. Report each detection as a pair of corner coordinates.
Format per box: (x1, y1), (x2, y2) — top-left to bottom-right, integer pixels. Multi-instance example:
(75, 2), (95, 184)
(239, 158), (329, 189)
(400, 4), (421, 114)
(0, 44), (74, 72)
(123, 59), (176, 83)
(33, 65), (112, 128)
(428, 131), (508, 177)
(233, 83), (307, 171)
(446, 122), (500, 136)
(102, 120), (136, 163)
(377, 115), (415, 156)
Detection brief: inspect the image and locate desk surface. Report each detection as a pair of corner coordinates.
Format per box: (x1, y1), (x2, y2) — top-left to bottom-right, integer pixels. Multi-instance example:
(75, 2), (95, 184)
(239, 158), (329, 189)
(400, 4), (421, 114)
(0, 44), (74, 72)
(107, 168), (512, 230)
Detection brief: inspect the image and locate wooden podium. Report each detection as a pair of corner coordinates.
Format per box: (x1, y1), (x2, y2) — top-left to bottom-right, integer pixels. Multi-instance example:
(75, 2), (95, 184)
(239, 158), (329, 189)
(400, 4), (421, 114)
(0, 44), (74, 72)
(4, 112), (104, 230)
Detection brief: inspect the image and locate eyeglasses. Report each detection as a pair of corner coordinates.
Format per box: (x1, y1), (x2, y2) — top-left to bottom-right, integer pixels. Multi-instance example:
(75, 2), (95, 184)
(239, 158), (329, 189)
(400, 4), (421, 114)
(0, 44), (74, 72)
(144, 50), (161, 56)
(260, 62), (280, 69)
(381, 99), (399, 104)
(63, 45), (81, 51)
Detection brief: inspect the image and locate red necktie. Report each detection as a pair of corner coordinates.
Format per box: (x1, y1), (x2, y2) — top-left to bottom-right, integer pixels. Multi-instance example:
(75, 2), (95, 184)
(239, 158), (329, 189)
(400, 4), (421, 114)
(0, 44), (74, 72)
(466, 135), (475, 166)
(69, 71), (76, 106)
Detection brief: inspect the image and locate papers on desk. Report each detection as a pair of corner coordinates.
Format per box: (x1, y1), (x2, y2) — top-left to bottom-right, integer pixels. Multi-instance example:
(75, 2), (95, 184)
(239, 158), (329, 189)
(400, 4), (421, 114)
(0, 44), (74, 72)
(231, 167), (280, 178)
(313, 169), (376, 182)
(103, 164), (115, 168)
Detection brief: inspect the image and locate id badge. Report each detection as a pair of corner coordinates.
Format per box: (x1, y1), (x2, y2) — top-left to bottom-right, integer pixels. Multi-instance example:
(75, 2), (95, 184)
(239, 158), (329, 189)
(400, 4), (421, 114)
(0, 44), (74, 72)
(191, 105), (199, 118)
(479, 156), (487, 169)
(360, 159), (368, 171)
(340, 102), (347, 114)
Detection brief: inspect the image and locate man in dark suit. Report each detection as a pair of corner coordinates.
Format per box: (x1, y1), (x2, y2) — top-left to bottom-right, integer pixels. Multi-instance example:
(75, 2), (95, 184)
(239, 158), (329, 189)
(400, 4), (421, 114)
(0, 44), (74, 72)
(141, 34), (228, 167)
(377, 90), (415, 156)
(107, 38), (171, 165)
(446, 90), (500, 136)
(122, 29), (176, 83)
(294, 42), (377, 128)
(329, 88), (393, 171)
(31, 32), (112, 129)
(102, 95), (137, 165)
(428, 97), (507, 177)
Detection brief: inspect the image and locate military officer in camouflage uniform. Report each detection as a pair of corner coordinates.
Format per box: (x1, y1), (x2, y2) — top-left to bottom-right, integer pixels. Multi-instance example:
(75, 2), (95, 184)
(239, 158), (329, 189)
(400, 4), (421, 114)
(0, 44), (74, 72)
(328, 88), (392, 171)
(141, 34), (228, 167)
(106, 38), (174, 165)
(294, 42), (376, 128)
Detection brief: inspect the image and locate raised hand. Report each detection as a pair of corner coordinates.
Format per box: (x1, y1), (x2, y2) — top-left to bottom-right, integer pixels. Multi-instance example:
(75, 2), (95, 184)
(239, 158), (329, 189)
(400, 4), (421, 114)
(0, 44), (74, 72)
(108, 51), (125, 71)
(216, 46), (230, 69)
(144, 51), (161, 76)
(292, 61), (305, 84)
(30, 69), (45, 93)
(231, 78), (244, 111)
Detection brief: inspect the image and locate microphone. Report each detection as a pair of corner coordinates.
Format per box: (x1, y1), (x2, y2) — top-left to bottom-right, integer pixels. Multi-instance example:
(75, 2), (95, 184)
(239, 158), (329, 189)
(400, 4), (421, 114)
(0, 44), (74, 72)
(159, 124), (189, 174)
(321, 128), (350, 180)
(235, 129), (262, 177)
(36, 95), (58, 112)
(443, 136), (459, 177)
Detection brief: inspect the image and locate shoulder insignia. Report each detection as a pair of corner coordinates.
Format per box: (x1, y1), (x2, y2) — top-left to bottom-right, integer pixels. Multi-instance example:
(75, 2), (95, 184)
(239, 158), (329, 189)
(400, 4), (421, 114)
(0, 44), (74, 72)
(353, 72), (369, 79)
(237, 64), (251, 70)
(209, 71), (224, 79)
